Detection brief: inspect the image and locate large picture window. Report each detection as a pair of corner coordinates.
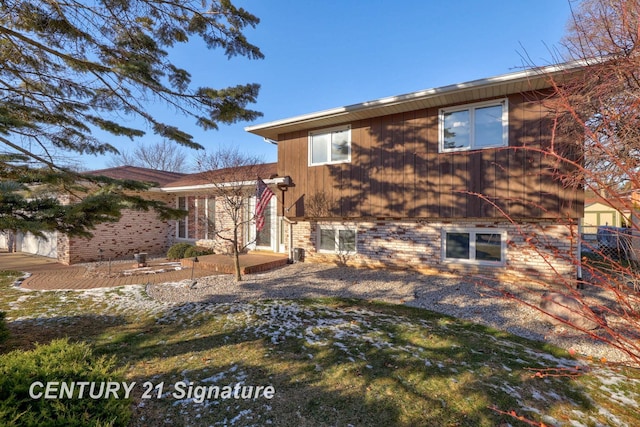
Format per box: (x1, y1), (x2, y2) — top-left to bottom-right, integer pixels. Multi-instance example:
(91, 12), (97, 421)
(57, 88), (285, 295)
(317, 226), (357, 253)
(442, 228), (506, 265)
(309, 125), (351, 166)
(439, 99), (508, 152)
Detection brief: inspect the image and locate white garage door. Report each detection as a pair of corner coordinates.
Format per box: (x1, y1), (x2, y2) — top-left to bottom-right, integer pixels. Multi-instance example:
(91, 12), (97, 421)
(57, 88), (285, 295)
(16, 231), (58, 258)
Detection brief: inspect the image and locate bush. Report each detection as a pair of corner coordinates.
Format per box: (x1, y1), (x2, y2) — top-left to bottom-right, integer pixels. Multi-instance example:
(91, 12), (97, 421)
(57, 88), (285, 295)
(0, 311), (8, 345)
(183, 246), (214, 258)
(0, 338), (131, 426)
(166, 242), (193, 260)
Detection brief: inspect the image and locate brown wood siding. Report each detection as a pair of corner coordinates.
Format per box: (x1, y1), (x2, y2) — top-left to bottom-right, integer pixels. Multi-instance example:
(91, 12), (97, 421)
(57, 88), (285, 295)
(277, 91), (582, 220)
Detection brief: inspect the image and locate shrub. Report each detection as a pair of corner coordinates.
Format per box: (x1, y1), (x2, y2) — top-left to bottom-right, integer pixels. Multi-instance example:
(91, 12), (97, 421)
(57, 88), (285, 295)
(0, 338), (131, 426)
(183, 246), (214, 258)
(166, 242), (193, 260)
(0, 311), (8, 345)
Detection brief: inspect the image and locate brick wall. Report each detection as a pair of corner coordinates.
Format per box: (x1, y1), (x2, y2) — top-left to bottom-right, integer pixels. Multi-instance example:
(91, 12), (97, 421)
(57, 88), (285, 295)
(289, 219), (578, 283)
(60, 193), (175, 264)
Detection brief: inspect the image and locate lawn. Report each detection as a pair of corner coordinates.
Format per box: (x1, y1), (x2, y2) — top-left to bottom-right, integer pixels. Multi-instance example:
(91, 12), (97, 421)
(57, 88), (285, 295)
(1, 270), (639, 426)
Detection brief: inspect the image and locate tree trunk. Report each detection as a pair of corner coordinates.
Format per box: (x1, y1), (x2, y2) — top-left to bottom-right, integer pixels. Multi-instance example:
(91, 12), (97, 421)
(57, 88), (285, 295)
(233, 227), (242, 282)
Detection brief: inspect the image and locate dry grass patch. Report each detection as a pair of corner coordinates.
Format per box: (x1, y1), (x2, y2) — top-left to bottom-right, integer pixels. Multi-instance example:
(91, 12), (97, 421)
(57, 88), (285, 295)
(0, 271), (639, 426)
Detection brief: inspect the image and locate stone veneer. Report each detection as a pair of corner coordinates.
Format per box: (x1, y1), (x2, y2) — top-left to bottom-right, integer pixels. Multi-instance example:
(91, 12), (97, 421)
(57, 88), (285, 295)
(289, 219), (578, 283)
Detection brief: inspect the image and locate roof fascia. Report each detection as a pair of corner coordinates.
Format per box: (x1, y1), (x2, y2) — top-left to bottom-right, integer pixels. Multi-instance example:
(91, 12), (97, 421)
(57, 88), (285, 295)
(245, 60), (589, 139)
(160, 176), (287, 193)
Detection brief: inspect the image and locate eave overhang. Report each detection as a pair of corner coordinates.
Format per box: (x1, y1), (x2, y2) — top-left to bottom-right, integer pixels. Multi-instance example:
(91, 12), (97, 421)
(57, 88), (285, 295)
(159, 176), (288, 193)
(245, 60), (588, 141)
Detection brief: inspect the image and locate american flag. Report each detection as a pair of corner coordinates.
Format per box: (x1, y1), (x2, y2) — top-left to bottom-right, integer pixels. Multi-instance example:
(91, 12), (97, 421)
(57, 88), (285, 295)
(255, 178), (274, 232)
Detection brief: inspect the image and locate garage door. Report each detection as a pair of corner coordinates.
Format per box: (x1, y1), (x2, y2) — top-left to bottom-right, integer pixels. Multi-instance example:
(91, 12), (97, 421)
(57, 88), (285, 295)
(16, 231), (58, 258)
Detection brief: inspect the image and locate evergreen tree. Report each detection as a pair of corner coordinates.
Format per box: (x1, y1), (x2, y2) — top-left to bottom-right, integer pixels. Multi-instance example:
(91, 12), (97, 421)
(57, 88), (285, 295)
(0, 0), (263, 238)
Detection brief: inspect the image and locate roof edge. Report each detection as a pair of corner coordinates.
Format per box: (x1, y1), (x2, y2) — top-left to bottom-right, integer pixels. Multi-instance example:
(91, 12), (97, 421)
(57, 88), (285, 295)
(245, 60), (589, 139)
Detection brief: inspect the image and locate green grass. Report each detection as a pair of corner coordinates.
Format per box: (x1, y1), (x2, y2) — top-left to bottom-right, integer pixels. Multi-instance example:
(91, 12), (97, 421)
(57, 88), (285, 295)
(1, 270), (639, 426)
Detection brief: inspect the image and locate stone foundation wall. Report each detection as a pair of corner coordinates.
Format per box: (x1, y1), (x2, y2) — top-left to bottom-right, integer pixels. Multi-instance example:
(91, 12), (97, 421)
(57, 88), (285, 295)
(289, 218), (577, 283)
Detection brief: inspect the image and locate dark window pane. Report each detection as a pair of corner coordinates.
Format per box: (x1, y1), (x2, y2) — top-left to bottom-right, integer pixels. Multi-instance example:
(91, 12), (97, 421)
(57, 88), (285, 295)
(178, 197), (187, 238)
(338, 229), (356, 252)
(475, 233), (502, 262)
(446, 232), (470, 259)
(206, 199), (216, 239)
(256, 204), (272, 246)
(319, 229), (335, 251)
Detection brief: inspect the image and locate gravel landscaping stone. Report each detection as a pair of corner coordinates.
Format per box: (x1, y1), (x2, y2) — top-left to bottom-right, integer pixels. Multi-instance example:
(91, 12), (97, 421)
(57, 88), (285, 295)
(146, 263), (637, 365)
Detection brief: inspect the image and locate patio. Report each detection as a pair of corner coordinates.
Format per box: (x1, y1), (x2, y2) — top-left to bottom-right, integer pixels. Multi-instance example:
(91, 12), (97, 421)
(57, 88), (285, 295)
(0, 251), (289, 290)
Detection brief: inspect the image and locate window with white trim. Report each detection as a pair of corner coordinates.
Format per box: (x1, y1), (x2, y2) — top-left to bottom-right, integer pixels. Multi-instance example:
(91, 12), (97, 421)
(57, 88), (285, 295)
(317, 226), (357, 253)
(439, 99), (508, 152)
(206, 197), (216, 239)
(442, 228), (506, 265)
(309, 125), (351, 166)
(177, 196), (188, 239)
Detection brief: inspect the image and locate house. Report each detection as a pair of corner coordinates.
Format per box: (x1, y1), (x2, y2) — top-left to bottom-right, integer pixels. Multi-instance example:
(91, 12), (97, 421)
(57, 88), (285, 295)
(245, 64), (585, 282)
(159, 162), (284, 253)
(1, 166), (185, 264)
(1, 163), (288, 264)
(3, 63), (589, 282)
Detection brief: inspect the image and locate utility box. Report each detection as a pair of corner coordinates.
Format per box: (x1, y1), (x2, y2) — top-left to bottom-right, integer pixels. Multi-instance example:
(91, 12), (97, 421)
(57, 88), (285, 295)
(293, 248), (305, 262)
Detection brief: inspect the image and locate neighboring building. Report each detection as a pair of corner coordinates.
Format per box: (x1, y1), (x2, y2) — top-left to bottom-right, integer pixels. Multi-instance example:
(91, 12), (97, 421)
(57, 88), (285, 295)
(63, 166), (186, 264)
(1, 164), (287, 265)
(246, 64), (585, 282)
(583, 195), (631, 239)
(2, 166), (185, 264)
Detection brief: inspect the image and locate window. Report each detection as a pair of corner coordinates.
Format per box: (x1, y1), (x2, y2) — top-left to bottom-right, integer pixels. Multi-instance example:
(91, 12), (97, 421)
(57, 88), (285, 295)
(256, 198), (272, 247)
(177, 196), (187, 239)
(309, 125), (351, 165)
(442, 228), (506, 265)
(317, 226), (357, 253)
(439, 99), (508, 152)
(206, 198), (216, 239)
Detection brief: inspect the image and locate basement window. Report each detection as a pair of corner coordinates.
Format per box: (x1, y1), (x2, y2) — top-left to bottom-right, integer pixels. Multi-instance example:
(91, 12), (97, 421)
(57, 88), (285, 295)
(318, 226), (357, 253)
(442, 228), (506, 265)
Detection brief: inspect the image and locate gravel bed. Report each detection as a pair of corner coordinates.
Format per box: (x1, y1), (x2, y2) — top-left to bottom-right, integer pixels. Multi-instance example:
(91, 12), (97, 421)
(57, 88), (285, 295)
(147, 263), (635, 364)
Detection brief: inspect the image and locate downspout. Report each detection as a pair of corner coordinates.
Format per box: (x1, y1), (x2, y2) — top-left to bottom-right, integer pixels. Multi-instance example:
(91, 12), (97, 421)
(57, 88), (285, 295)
(280, 185), (296, 261)
(577, 218), (583, 286)
(283, 217), (297, 261)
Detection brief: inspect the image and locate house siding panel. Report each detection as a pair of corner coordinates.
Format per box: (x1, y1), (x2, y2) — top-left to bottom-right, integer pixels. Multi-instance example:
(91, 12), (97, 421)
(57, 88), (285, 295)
(277, 90), (582, 221)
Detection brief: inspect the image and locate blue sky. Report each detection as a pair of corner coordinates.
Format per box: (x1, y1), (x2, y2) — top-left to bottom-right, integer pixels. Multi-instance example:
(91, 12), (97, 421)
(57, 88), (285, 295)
(84, 0), (574, 171)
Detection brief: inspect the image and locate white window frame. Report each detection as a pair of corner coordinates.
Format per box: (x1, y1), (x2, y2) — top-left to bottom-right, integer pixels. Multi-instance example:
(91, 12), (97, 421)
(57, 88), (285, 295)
(439, 99), (508, 152)
(308, 124), (352, 166)
(441, 227), (507, 266)
(317, 225), (357, 254)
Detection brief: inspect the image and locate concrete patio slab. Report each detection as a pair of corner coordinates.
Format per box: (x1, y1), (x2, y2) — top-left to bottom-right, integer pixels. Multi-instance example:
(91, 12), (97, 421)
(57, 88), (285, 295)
(0, 251), (289, 290)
